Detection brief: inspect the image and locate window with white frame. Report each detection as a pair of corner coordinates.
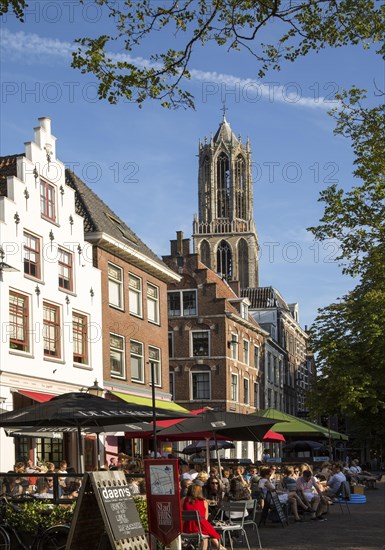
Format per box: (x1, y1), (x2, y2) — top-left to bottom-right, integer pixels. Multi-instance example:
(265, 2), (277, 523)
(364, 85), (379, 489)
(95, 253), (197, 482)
(240, 301), (249, 319)
(147, 283), (159, 324)
(129, 274), (142, 317)
(40, 179), (56, 221)
(110, 334), (125, 378)
(191, 331), (210, 357)
(58, 248), (73, 291)
(130, 340), (144, 382)
(9, 291), (30, 353)
(149, 346), (161, 387)
(108, 263), (123, 309)
(231, 374), (238, 401)
(168, 290), (197, 317)
(230, 334), (238, 360)
(43, 302), (61, 359)
(243, 339), (249, 365)
(244, 378), (250, 405)
(23, 231), (41, 279)
(73, 312), (88, 365)
(191, 371), (210, 400)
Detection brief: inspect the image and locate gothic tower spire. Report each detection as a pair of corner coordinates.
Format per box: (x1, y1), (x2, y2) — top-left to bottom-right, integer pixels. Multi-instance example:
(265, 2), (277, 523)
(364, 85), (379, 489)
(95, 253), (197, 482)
(193, 115), (259, 288)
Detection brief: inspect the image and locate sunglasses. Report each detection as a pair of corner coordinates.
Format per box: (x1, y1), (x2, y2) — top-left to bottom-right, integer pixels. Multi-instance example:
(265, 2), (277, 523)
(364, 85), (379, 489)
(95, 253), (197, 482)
(294, 470), (299, 473)
(211, 482), (219, 485)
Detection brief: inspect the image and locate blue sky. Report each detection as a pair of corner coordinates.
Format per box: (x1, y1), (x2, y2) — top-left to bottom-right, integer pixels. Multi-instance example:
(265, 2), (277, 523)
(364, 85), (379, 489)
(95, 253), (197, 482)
(1, 2), (383, 327)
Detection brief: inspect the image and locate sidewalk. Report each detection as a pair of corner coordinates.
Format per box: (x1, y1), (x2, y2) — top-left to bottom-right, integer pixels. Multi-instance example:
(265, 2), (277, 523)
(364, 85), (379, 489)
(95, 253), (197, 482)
(240, 480), (385, 550)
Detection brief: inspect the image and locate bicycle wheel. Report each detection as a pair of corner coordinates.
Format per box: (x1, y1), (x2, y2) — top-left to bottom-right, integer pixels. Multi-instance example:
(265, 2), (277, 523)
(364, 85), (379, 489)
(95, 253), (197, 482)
(0, 526), (11, 550)
(36, 525), (70, 550)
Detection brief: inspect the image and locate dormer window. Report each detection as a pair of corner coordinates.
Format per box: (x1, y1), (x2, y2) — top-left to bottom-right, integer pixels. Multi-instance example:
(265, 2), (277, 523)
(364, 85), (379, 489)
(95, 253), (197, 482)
(240, 301), (249, 319)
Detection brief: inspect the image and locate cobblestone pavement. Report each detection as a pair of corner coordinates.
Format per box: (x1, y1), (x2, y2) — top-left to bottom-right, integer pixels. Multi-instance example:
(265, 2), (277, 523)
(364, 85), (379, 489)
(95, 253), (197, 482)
(236, 479), (385, 550)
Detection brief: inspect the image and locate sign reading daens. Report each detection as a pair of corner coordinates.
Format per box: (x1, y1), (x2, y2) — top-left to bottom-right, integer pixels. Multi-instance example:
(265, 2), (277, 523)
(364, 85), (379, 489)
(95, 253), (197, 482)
(98, 485), (143, 540)
(149, 464), (175, 495)
(65, 471), (149, 550)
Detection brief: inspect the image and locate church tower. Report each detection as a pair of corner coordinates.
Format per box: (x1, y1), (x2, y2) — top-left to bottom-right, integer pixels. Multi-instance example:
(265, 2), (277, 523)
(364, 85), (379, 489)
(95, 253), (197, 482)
(193, 113), (259, 288)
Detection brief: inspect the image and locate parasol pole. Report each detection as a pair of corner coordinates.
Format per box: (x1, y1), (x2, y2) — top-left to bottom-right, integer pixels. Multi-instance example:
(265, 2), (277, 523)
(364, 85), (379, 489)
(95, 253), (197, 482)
(205, 437), (210, 472)
(214, 433), (223, 480)
(150, 361), (158, 458)
(77, 426), (85, 473)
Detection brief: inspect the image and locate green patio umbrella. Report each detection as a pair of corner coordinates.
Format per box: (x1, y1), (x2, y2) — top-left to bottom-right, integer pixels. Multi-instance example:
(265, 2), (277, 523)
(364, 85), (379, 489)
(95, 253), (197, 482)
(257, 409), (348, 441)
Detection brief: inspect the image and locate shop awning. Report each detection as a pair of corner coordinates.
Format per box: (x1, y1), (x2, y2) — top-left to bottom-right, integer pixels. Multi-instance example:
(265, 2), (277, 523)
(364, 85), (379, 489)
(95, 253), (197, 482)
(17, 390), (55, 402)
(110, 391), (188, 412)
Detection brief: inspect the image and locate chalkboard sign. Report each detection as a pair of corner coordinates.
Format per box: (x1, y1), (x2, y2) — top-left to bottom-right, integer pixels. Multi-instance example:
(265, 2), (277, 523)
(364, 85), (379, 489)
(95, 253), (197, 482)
(66, 471), (150, 550)
(258, 490), (288, 528)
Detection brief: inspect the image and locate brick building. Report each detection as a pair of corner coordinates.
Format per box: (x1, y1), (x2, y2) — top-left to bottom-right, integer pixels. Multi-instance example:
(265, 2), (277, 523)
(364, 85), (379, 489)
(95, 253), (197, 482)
(163, 232), (268, 459)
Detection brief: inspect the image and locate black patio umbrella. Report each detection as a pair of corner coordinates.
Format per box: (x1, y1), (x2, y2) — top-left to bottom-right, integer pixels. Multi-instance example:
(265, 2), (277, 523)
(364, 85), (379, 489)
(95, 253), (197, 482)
(182, 440), (235, 455)
(0, 392), (190, 471)
(283, 440), (328, 453)
(155, 410), (277, 441)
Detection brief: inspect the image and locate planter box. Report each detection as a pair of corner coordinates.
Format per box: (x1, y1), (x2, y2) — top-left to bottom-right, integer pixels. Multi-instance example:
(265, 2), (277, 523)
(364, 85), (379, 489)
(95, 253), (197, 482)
(352, 485), (365, 495)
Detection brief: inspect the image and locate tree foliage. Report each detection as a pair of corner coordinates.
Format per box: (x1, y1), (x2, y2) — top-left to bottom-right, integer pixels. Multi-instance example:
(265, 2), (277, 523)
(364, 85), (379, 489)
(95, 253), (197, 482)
(70, 0), (385, 107)
(307, 247), (385, 440)
(307, 87), (385, 441)
(0, 0), (25, 20)
(1, 1), (384, 107)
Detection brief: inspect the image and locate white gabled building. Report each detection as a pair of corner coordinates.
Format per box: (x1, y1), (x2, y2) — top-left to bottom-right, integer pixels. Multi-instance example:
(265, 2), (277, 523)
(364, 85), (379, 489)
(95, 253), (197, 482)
(0, 118), (103, 471)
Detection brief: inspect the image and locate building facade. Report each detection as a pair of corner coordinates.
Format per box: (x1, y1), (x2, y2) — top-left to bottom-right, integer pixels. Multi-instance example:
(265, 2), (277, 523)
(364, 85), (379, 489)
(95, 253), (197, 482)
(242, 287), (312, 416)
(163, 232), (267, 459)
(0, 118), (103, 471)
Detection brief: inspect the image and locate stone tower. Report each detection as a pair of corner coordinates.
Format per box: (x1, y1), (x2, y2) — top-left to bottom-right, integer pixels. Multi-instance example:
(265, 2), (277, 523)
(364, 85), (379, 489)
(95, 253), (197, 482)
(192, 113), (259, 288)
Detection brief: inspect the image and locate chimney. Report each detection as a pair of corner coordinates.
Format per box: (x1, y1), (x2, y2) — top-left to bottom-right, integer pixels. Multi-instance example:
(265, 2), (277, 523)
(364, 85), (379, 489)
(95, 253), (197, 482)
(228, 280), (240, 296)
(176, 231), (183, 254)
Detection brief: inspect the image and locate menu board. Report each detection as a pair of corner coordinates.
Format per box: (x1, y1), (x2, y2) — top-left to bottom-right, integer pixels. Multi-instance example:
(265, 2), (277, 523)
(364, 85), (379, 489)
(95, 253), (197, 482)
(65, 471), (149, 550)
(98, 485), (143, 540)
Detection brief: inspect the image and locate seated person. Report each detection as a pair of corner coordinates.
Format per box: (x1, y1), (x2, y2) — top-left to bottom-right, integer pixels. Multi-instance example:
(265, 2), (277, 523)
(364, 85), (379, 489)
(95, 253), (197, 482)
(323, 463), (346, 498)
(182, 484), (226, 550)
(259, 467), (309, 522)
(1, 473), (25, 498)
(205, 475), (224, 504)
(37, 477), (63, 498)
(296, 469), (328, 520)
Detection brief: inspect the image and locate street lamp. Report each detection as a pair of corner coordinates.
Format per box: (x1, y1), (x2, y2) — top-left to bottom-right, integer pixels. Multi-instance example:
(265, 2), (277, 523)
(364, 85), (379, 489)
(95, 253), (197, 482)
(87, 379), (104, 397)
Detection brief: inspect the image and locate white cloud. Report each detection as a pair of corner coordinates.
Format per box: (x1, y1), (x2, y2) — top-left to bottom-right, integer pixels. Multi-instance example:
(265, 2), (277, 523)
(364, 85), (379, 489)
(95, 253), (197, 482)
(1, 28), (332, 110)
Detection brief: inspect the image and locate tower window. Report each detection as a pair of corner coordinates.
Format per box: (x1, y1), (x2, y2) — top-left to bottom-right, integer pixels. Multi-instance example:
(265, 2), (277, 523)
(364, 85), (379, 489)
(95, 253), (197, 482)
(216, 153), (230, 218)
(217, 240), (232, 280)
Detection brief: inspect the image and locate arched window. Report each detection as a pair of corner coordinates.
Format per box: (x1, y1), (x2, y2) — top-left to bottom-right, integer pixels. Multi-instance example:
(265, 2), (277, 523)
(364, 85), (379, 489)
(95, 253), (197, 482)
(238, 238), (249, 288)
(200, 240), (211, 269)
(217, 240), (232, 280)
(203, 156), (211, 219)
(235, 155), (246, 219)
(217, 153), (230, 218)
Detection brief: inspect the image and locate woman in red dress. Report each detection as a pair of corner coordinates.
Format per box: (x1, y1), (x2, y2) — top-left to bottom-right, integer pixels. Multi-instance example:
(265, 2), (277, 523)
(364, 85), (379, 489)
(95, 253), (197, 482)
(182, 484), (226, 550)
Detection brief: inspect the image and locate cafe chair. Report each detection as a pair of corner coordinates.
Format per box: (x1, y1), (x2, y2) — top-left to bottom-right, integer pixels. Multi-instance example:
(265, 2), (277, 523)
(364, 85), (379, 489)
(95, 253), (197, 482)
(181, 510), (210, 549)
(242, 499), (262, 549)
(334, 481), (351, 515)
(215, 501), (252, 550)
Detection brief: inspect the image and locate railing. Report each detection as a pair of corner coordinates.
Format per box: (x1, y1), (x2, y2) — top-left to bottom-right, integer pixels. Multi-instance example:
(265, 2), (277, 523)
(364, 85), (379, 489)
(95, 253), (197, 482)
(0, 472), (146, 504)
(193, 219), (256, 235)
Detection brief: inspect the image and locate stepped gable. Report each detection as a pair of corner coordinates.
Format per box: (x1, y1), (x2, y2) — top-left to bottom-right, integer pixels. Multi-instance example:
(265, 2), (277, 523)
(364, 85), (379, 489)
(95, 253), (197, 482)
(0, 154), (22, 196)
(65, 169), (166, 268)
(198, 260), (260, 325)
(241, 286), (290, 311)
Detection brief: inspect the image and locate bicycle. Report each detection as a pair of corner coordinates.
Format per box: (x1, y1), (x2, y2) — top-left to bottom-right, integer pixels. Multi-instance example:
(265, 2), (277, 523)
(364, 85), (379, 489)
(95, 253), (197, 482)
(0, 495), (70, 550)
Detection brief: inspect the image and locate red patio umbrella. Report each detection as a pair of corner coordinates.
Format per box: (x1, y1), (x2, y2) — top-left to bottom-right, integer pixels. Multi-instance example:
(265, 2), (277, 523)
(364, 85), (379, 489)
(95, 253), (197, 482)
(262, 430), (286, 443)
